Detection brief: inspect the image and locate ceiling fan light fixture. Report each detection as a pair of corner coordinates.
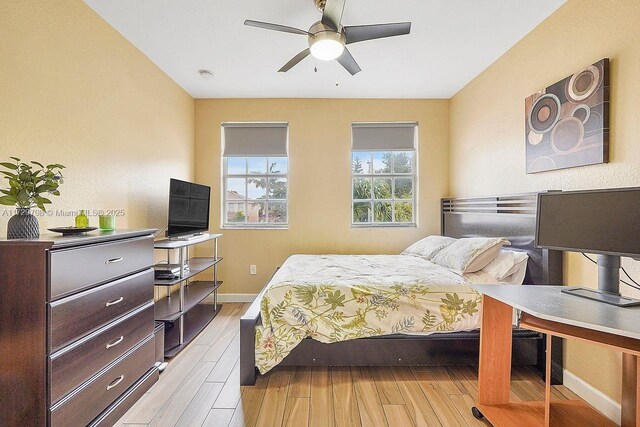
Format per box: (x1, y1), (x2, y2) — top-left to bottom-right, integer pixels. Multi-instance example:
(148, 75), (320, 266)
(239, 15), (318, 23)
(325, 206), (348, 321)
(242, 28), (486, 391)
(309, 31), (345, 61)
(244, 1), (411, 75)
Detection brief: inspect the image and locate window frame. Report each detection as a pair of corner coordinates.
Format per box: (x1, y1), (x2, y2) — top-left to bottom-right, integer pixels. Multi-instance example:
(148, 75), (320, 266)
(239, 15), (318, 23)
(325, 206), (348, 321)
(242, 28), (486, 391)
(222, 156), (289, 229)
(350, 124), (418, 228)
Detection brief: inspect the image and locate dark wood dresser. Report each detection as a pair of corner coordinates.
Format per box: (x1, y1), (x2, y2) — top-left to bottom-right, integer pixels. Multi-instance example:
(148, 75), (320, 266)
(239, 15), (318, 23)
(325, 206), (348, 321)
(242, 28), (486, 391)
(0, 229), (160, 427)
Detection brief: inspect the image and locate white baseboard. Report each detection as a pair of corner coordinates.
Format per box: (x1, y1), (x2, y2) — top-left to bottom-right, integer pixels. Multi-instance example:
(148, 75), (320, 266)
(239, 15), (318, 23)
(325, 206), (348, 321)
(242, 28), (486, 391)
(217, 293), (258, 303)
(563, 369), (621, 425)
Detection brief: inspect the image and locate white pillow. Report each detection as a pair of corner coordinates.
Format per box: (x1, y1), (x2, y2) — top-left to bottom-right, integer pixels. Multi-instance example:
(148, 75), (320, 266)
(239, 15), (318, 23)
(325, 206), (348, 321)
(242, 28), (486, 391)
(402, 235), (455, 260)
(500, 261), (528, 285)
(482, 250), (529, 282)
(431, 237), (510, 274)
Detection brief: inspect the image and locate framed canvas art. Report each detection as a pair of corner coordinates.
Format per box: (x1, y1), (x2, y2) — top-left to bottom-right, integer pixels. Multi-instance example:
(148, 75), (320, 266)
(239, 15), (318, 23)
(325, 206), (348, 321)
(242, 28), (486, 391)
(525, 58), (609, 173)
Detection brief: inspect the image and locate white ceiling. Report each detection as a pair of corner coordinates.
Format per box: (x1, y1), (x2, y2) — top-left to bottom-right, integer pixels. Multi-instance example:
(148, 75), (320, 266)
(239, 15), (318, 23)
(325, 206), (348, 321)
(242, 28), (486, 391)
(84, 0), (565, 99)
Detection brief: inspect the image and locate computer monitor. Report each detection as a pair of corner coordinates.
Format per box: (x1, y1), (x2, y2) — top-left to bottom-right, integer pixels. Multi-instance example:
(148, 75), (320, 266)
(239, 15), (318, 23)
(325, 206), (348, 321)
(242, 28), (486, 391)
(536, 187), (640, 307)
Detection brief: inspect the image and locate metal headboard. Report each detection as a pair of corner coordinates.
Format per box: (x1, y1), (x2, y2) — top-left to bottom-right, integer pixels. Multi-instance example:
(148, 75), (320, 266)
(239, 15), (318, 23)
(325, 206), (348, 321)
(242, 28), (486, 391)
(441, 193), (563, 286)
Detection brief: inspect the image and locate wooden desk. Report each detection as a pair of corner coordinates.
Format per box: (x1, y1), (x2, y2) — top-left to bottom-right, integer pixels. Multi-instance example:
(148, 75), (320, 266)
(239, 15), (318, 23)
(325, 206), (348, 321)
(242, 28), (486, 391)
(472, 285), (640, 427)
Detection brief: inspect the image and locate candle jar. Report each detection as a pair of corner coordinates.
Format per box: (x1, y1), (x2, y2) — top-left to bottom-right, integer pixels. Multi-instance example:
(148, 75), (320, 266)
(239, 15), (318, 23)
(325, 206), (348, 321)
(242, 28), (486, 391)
(99, 214), (115, 231)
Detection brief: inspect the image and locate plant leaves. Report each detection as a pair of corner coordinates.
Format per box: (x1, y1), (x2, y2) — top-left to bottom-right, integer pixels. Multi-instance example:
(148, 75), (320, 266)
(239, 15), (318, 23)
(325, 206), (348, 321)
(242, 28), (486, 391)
(36, 184), (55, 193)
(0, 195), (17, 206)
(0, 162), (18, 170)
(16, 190), (29, 203)
(0, 171), (17, 179)
(36, 196), (52, 204)
(1, 159), (65, 206)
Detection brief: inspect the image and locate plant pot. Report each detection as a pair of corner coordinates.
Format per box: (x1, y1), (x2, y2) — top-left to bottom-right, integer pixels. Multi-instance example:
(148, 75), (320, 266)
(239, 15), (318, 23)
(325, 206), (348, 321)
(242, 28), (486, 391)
(7, 207), (40, 239)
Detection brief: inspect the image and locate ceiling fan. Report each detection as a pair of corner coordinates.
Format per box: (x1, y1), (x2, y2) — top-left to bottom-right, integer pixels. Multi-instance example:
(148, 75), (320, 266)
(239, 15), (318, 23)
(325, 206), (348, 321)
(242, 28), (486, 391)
(244, 0), (411, 75)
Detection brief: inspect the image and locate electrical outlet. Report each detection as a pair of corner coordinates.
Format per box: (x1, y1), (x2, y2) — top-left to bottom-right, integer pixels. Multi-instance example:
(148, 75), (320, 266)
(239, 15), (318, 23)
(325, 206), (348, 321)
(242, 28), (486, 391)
(250, 265), (257, 275)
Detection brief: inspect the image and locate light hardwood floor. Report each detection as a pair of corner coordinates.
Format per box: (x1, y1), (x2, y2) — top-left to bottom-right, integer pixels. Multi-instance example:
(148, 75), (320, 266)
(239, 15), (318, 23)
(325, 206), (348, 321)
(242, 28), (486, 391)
(116, 302), (584, 427)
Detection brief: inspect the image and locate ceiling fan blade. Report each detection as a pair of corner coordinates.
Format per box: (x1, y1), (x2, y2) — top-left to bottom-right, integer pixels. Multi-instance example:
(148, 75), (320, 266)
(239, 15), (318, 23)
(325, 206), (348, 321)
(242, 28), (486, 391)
(244, 20), (310, 36)
(336, 47), (361, 75)
(344, 22), (411, 45)
(321, 0), (345, 30)
(278, 49), (311, 72)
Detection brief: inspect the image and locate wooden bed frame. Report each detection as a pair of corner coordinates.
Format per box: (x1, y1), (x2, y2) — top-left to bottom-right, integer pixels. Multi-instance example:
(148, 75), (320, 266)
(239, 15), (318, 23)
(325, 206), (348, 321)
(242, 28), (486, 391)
(240, 193), (564, 386)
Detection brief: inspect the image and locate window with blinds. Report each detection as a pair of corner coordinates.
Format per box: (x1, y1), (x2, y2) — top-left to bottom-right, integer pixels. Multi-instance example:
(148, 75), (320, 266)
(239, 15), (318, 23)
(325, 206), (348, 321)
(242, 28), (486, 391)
(222, 123), (289, 228)
(351, 122), (417, 226)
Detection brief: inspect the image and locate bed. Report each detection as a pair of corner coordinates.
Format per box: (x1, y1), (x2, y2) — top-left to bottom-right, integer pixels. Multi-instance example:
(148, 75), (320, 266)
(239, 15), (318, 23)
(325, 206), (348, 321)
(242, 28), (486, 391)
(240, 193), (564, 386)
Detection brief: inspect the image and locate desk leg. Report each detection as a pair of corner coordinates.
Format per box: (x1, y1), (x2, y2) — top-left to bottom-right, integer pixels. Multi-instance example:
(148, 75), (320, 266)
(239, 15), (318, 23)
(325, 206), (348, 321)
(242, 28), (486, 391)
(478, 295), (513, 405)
(545, 334), (552, 427)
(622, 353), (640, 427)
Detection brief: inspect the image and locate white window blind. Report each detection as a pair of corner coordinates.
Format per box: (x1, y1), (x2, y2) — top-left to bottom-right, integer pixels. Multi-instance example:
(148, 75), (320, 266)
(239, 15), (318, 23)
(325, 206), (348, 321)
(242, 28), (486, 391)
(351, 122), (417, 152)
(222, 123), (288, 157)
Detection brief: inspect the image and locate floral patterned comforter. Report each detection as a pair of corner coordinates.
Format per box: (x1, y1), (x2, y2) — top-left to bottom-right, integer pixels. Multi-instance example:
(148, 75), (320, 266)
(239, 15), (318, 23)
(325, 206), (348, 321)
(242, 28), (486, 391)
(255, 254), (482, 374)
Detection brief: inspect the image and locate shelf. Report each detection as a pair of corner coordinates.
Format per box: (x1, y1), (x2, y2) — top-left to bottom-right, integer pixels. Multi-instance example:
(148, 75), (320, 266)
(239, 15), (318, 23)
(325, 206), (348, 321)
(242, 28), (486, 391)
(153, 233), (223, 359)
(154, 233), (222, 249)
(154, 281), (223, 321)
(162, 303), (222, 358)
(154, 257), (223, 286)
(477, 400), (615, 427)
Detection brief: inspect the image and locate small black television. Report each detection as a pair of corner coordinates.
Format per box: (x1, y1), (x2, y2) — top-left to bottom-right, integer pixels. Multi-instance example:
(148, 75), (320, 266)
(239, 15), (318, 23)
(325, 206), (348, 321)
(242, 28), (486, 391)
(167, 179), (211, 238)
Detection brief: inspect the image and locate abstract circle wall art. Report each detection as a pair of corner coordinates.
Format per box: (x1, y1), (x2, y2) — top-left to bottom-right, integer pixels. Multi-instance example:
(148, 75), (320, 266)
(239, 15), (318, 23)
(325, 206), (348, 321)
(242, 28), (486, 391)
(525, 58), (609, 173)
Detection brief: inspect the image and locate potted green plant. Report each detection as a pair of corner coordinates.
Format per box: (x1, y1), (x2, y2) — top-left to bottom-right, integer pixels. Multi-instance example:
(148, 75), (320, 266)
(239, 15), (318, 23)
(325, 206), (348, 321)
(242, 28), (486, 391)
(0, 157), (65, 239)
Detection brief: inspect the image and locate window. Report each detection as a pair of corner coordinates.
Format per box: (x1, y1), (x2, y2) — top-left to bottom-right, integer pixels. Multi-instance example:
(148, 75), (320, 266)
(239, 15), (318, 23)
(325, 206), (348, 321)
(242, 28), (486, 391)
(351, 122), (417, 226)
(222, 123), (288, 228)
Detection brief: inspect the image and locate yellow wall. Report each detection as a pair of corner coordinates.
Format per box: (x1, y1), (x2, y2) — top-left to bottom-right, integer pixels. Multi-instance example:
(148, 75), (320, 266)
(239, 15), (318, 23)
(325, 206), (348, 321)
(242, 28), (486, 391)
(0, 1), (194, 235)
(195, 99), (450, 295)
(450, 0), (640, 402)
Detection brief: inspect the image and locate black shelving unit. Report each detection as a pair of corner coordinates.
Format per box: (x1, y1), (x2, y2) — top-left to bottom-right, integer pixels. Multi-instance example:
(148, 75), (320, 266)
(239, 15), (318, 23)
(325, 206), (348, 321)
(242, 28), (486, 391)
(153, 257), (223, 286)
(153, 234), (223, 358)
(155, 281), (223, 322)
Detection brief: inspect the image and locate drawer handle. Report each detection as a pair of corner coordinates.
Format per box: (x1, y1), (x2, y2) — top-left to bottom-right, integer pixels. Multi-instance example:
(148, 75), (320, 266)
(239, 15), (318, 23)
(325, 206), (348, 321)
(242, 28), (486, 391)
(105, 336), (124, 349)
(105, 296), (124, 307)
(105, 257), (123, 264)
(106, 375), (124, 391)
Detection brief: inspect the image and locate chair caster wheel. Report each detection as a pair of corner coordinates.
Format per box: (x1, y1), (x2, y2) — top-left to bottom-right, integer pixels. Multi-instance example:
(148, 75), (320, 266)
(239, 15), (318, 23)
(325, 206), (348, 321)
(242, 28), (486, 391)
(471, 406), (484, 419)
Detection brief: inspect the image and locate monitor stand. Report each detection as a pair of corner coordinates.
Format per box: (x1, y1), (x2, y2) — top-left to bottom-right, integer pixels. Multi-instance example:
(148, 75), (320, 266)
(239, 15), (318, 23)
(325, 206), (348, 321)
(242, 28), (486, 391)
(169, 232), (210, 242)
(561, 254), (640, 307)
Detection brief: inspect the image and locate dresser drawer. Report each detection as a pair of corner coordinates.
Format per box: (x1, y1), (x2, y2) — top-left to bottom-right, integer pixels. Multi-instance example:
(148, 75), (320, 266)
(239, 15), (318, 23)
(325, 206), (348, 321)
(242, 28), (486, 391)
(49, 269), (154, 351)
(49, 303), (154, 404)
(49, 235), (154, 300)
(50, 336), (155, 427)
(89, 367), (159, 427)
